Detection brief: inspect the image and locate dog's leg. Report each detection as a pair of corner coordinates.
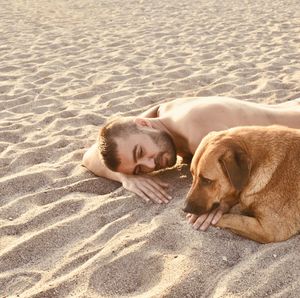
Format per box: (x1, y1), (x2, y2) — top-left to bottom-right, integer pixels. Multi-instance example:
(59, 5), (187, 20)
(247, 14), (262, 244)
(216, 214), (288, 243)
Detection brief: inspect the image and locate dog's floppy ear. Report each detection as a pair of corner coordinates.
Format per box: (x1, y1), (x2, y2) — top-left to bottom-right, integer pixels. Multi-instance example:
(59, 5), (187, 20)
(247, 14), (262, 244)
(219, 141), (251, 191)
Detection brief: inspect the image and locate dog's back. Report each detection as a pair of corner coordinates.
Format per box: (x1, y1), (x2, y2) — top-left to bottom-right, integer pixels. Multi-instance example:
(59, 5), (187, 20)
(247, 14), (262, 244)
(230, 125), (300, 239)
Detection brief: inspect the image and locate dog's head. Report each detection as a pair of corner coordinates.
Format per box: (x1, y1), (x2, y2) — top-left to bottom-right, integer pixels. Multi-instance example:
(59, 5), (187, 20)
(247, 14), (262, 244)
(183, 131), (252, 215)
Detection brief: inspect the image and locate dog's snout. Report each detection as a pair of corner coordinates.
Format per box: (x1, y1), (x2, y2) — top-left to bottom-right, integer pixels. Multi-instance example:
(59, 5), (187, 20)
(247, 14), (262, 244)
(212, 202), (220, 210)
(182, 201), (192, 214)
(183, 201), (202, 215)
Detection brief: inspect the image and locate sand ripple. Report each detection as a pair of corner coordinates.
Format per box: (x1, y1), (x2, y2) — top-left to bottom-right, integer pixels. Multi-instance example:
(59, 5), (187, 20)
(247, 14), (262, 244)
(1, 0), (300, 297)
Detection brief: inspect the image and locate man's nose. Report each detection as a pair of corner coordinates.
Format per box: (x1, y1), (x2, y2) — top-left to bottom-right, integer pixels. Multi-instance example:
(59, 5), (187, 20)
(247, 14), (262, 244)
(140, 157), (155, 170)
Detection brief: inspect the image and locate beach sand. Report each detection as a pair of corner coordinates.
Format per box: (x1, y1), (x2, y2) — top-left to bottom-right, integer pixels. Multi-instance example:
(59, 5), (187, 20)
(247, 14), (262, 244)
(1, 0), (300, 297)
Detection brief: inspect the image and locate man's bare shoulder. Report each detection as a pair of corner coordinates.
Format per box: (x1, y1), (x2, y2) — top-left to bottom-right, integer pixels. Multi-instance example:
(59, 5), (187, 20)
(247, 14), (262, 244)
(139, 105), (160, 118)
(158, 96), (239, 116)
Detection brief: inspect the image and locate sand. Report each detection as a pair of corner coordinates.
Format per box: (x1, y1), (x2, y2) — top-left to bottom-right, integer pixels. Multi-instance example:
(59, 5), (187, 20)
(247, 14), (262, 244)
(1, 0), (300, 297)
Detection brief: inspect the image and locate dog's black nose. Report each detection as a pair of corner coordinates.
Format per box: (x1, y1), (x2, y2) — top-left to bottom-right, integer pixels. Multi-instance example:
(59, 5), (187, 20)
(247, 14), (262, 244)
(183, 201), (201, 214)
(182, 202), (192, 213)
(212, 202), (220, 210)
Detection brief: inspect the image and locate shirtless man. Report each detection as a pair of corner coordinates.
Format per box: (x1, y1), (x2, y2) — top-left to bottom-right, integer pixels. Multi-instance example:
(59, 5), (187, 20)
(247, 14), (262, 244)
(83, 96), (300, 230)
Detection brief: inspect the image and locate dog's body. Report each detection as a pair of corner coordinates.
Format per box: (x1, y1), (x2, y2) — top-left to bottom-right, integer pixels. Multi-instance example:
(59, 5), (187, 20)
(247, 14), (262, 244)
(184, 125), (300, 243)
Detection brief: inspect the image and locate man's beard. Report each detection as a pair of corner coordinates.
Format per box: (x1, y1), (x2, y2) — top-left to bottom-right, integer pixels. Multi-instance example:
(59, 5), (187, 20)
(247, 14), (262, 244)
(149, 130), (177, 170)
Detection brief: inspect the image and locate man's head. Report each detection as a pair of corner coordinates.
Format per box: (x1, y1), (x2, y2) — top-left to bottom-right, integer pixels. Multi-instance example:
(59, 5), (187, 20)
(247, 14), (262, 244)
(98, 116), (177, 175)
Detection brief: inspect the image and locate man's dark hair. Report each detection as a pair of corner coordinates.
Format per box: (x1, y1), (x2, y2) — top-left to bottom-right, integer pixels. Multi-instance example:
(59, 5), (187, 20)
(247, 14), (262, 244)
(98, 116), (140, 171)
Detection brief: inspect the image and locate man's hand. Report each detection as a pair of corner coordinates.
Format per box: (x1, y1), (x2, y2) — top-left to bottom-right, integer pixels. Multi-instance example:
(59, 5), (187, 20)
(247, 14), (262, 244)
(186, 206), (225, 231)
(120, 174), (172, 204)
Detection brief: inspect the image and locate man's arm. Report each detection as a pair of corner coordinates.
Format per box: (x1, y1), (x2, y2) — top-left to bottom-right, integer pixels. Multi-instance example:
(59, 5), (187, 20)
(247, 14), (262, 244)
(82, 143), (171, 204)
(82, 143), (120, 180)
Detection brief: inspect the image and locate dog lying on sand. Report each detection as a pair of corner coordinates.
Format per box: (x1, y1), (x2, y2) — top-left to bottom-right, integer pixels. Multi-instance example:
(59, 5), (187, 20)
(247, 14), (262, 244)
(183, 125), (300, 243)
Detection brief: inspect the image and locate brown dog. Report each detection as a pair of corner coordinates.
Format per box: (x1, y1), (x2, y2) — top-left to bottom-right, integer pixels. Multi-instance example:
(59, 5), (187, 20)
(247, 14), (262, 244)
(183, 125), (300, 243)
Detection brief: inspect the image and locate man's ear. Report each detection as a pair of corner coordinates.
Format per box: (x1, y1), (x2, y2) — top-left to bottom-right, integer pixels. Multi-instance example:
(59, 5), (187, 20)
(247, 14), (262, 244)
(219, 141), (251, 191)
(134, 117), (153, 128)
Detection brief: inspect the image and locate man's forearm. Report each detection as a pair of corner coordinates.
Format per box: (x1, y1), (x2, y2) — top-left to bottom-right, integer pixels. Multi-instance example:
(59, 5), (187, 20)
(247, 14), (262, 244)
(82, 143), (123, 183)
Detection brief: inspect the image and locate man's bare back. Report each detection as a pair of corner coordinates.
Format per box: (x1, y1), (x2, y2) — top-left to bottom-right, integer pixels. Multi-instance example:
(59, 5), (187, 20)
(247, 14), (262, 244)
(141, 96), (300, 155)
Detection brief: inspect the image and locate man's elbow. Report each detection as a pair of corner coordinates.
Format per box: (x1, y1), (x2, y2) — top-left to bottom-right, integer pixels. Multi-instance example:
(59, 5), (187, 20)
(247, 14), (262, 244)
(82, 151), (90, 169)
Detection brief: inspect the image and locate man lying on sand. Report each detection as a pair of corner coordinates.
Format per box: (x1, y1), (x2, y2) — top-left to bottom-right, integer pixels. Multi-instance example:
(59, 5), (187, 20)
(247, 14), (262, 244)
(83, 96), (300, 230)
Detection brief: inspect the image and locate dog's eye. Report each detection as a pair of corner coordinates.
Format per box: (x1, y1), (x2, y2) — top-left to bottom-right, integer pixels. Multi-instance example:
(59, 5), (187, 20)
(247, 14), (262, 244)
(200, 175), (213, 186)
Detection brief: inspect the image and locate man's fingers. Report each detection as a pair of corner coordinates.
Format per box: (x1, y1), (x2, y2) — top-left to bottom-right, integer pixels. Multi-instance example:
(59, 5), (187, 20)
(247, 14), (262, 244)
(212, 209), (223, 225)
(186, 208), (224, 231)
(124, 175), (172, 204)
(191, 214), (208, 229)
(134, 189), (151, 203)
(145, 179), (172, 202)
(189, 214), (205, 225)
(199, 209), (218, 231)
(139, 183), (167, 204)
(152, 177), (169, 188)
(138, 188), (163, 204)
(188, 214), (201, 224)
(157, 181), (170, 188)
(142, 182), (169, 204)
